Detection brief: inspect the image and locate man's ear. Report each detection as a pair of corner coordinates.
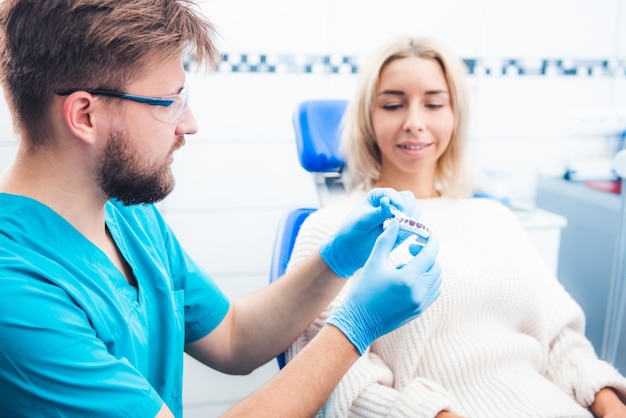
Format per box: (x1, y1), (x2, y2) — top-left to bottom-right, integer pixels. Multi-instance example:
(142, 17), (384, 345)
(61, 92), (100, 145)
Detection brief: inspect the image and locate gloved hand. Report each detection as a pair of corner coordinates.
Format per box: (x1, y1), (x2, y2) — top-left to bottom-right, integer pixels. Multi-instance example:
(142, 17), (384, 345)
(319, 188), (419, 278)
(326, 219), (442, 355)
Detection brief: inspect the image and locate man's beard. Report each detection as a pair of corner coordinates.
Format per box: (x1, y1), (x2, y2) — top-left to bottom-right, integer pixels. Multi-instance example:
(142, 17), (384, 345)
(96, 130), (180, 206)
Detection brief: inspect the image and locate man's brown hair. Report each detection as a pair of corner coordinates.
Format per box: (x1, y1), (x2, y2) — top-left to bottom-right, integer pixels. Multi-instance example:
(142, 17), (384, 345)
(0, 0), (218, 147)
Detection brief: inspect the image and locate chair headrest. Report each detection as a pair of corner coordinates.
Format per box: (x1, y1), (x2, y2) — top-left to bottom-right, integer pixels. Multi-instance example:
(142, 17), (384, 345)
(292, 99), (349, 173)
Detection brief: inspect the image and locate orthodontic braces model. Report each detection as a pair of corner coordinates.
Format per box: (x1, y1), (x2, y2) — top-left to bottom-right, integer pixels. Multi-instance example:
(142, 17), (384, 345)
(385, 206), (431, 246)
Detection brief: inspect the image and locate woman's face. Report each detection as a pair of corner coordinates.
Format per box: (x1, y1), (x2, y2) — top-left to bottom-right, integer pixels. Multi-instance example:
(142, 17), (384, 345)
(371, 56), (454, 186)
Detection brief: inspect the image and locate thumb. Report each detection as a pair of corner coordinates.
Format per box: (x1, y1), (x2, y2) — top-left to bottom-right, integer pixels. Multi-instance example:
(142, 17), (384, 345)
(368, 219), (399, 263)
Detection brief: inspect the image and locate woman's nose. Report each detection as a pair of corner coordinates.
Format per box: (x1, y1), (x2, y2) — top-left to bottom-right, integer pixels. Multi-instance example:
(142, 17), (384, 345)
(403, 105), (426, 133)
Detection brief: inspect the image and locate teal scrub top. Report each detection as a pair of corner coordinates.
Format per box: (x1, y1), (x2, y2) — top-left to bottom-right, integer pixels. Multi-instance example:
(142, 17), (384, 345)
(0, 194), (231, 417)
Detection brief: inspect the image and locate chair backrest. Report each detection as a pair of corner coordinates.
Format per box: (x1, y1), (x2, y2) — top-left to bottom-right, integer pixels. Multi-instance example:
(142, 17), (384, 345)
(293, 99), (348, 173)
(269, 207), (316, 369)
(292, 99), (349, 206)
(269, 207), (317, 284)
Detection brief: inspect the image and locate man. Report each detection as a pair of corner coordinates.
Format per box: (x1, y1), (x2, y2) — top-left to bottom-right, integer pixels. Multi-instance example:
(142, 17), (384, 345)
(0, 1), (442, 417)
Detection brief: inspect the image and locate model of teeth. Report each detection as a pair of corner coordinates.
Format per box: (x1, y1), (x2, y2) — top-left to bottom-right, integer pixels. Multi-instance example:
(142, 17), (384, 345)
(384, 206), (431, 246)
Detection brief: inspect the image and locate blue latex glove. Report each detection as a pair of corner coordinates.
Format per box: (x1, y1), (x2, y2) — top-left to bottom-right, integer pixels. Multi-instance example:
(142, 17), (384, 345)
(319, 188), (419, 278)
(326, 219), (442, 355)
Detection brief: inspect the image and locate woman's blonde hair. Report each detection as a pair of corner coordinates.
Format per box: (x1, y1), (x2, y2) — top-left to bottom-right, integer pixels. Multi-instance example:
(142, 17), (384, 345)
(341, 35), (473, 197)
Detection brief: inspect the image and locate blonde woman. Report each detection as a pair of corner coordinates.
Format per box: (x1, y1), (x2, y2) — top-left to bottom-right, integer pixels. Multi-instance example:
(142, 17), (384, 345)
(285, 35), (626, 417)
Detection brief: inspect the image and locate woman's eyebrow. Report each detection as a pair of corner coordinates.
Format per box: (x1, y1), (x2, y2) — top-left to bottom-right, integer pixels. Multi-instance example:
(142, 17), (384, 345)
(377, 89), (405, 97)
(425, 89), (449, 96)
(377, 89), (450, 97)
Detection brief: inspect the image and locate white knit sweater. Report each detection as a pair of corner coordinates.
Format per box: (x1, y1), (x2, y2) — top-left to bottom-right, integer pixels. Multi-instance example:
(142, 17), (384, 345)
(285, 193), (626, 418)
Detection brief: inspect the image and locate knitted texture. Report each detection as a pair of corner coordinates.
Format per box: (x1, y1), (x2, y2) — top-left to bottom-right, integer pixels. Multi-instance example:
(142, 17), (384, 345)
(284, 193), (626, 418)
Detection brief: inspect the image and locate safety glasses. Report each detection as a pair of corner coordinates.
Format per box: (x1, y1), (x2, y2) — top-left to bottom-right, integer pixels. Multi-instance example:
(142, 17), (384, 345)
(55, 88), (190, 124)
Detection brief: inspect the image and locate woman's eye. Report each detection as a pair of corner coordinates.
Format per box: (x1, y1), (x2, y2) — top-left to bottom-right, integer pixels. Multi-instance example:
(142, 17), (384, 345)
(426, 103), (444, 109)
(382, 103), (402, 110)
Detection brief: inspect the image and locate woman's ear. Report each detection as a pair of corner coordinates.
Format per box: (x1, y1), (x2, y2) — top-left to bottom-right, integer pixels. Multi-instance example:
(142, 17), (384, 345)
(60, 91), (100, 145)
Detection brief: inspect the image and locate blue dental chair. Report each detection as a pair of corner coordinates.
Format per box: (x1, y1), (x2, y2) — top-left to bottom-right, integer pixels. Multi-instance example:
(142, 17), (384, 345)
(268, 207), (316, 369)
(269, 99), (349, 369)
(292, 99), (349, 207)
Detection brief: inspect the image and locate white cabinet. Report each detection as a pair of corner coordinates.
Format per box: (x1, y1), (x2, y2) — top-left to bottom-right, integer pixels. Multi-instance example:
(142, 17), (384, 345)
(513, 207), (568, 276)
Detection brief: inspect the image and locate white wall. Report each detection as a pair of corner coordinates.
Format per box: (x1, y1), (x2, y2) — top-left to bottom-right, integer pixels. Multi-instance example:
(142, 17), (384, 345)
(1, 0), (625, 414)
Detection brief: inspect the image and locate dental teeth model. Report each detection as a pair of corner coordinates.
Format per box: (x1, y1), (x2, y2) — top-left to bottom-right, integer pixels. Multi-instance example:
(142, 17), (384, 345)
(385, 206), (431, 246)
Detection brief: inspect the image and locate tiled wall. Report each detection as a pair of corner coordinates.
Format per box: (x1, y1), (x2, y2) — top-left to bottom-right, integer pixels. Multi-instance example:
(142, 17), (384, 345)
(1, 0), (625, 414)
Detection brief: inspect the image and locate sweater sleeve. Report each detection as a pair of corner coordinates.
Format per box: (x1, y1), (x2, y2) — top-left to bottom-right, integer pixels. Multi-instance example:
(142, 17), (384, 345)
(537, 260), (626, 405)
(547, 326), (626, 406)
(500, 204), (626, 406)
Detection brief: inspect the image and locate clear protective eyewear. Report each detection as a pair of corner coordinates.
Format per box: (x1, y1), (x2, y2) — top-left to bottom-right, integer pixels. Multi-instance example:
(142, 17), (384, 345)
(55, 87), (190, 124)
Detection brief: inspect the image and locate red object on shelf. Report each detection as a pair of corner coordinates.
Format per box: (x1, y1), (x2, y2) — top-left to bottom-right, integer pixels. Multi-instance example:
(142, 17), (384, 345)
(584, 179), (622, 194)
